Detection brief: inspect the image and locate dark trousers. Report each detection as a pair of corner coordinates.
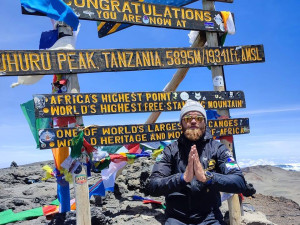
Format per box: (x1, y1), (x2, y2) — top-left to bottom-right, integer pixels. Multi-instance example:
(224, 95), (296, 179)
(165, 210), (227, 225)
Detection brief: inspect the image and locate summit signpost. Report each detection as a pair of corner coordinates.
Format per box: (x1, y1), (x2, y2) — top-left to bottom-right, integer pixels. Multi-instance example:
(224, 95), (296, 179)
(22, 0), (227, 32)
(38, 118), (250, 149)
(0, 45), (264, 76)
(3, 0), (264, 224)
(33, 90), (246, 117)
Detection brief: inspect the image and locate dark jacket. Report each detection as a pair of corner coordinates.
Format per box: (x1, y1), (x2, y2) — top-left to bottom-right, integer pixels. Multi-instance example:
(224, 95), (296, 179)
(147, 129), (247, 223)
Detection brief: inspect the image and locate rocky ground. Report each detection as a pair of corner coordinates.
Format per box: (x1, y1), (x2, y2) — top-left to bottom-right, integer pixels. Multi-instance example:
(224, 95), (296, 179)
(0, 159), (299, 225)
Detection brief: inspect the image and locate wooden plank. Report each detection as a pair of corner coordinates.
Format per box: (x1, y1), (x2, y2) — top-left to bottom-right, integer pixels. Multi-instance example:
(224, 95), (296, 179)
(95, 0), (199, 38)
(33, 91), (245, 117)
(207, 0), (233, 3)
(38, 118), (250, 149)
(0, 45), (265, 76)
(228, 195), (242, 224)
(22, 0), (227, 32)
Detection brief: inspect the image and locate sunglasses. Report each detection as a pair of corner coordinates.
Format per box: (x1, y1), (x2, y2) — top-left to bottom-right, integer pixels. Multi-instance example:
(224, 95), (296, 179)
(182, 115), (204, 123)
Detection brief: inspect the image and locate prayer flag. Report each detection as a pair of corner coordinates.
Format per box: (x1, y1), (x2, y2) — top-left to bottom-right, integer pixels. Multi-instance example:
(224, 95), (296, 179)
(21, 0), (79, 30)
(39, 29), (58, 50)
(70, 130), (84, 159)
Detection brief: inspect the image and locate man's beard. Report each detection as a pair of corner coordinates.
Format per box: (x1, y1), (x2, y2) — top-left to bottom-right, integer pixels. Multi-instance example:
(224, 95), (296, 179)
(184, 128), (204, 141)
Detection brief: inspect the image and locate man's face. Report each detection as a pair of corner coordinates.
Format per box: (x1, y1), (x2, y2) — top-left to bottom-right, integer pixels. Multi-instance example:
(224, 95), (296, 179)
(181, 111), (206, 141)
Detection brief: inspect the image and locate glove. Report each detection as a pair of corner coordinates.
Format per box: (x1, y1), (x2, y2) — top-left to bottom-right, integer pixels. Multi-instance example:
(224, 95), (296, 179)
(242, 182), (256, 197)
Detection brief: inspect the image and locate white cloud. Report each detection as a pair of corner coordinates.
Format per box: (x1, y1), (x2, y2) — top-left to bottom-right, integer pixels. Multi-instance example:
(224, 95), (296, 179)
(238, 159), (276, 168)
(234, 132), (300, 164)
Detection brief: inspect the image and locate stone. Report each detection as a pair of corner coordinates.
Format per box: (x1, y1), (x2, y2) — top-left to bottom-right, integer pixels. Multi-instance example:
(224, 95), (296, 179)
(11, 199), (27, 206)
(242, 211), (277, 225)
(22, 189), (34, 196)
(0, 204), (8, 212)
(10, 161), (18, 167)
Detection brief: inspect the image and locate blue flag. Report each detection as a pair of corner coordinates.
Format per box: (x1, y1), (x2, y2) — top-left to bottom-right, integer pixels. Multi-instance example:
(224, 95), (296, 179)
(206, 110), (221, 120)
(21, 0), (79, 30)
(39, 29), (58, 50)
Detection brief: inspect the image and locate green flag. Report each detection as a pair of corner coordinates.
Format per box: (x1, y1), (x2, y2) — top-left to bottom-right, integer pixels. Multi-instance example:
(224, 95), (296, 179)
(20, 100), (51, 148)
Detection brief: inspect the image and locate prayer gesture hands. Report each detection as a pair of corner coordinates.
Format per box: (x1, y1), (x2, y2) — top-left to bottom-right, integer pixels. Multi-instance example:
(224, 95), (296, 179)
(183, 145), (207, 183)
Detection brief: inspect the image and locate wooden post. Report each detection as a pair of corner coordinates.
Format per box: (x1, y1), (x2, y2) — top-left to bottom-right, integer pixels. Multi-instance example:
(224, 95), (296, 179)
(202, 1), (241, 224)
(146, 31), (206, 124)
(73, 165), (91, 225)
(57, 23), (91, 225)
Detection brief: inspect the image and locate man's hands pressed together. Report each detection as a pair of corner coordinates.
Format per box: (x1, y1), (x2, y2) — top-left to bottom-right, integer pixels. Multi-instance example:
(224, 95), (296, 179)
(183, 145), (207, 183)
(183, 146), (195, 183)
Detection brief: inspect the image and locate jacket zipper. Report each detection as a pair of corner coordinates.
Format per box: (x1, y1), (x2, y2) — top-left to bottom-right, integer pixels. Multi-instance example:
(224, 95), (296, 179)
(188, 187), (192, 217)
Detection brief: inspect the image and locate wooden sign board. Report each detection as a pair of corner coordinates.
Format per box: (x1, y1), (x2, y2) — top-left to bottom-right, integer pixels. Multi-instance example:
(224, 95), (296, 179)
(34, 91), (245, 118)
(38, 118), (249, 149)
(22, 0), (227, 32)
(0, 45), (264, 76)
(95, 0), (198, 38)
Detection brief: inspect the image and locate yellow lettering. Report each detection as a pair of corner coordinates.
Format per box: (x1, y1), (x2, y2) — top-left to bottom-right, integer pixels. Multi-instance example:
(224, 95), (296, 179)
(90, 104), (96, 113)
(204, 11), (211, 21)
(87, 0), (98, 9)
(131, 2), (141, 13)
(29, 53), (41, 71)
(102, 52), (110, 68)
(111, 52), (118, 68)
(57, 139), (67, 147)
(155, 51), (161, 66)
(90, 137), (97, 145)
(66, 105), (72, 115)
(127, 52), (134, 67)
(256, 47), (262, 60)
(51, 106), (59, 115)
(41, 53), (51, 70)
(128, 14), (135, 22)
(111, 0), (120, 11)
(171, 8), (180, 18)
(164, 6), (172, 18)
(57, 53), (67, 70)
(241, 49), (246, 62)
(245, 48), (252, 61)
(194, 10), (203, 21)
(100, 0), (109, 10)
(78, 52), (87, 69)
(251, 48), (257, 61)
(86, 52), (96, 68)
(122, 1), (132, 13)
(68, 52), (78, 70)
(50, 96), (57, 104)
(122, 13), (129, 21)
(185, 9), (194, 20)
(142, 4), (151, 15)
(142, 52), (150, 66)
(176, 20), (182, 27)
(152, 5), (162, 16)
(18, 53), (29, 71)
(135, 52), (142, 67)
(74, 0), (85, 7)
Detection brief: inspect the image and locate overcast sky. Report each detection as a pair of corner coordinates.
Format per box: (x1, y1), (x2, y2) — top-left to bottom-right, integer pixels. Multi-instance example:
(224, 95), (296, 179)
(0, 0), (299, 168)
